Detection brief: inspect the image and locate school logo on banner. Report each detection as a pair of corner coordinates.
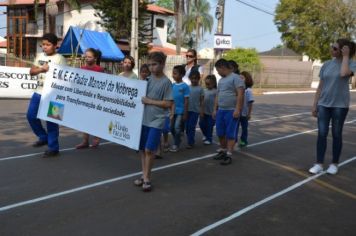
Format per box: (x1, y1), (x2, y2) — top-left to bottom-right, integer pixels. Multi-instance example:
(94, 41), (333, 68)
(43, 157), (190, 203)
(47, 101), (64, 121)
(109, 120), (130, 142)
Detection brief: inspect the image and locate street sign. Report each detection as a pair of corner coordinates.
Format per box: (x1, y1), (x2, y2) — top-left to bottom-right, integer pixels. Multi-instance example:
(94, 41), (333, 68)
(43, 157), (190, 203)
(214, 34), (232, 49)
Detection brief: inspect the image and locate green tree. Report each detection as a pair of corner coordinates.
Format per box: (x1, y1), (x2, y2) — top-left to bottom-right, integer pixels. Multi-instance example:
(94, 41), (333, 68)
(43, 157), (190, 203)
(274, 0), (356, 61)
(93, 0), (152, 56)
(223, 48), (262, 72)
(183, 0), (213, 48)
(155, 0), (174, 10)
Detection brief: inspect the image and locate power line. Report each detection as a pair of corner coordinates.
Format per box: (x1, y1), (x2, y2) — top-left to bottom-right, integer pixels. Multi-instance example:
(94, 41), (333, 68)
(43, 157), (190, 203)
(247, 0), (276, 12)
(234, 0), (275, 16)
(236, 31), (279, 42)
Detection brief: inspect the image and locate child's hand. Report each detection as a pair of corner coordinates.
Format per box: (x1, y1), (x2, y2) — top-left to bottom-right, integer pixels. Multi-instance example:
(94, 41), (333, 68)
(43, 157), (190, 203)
(233, 110), (240, 118)
(247, 115), (251, 120)
(212, 111), (216, 119)
(41, 63), (49, 72)
(200, 112), (204, 118)
(141, 97), (151, 104)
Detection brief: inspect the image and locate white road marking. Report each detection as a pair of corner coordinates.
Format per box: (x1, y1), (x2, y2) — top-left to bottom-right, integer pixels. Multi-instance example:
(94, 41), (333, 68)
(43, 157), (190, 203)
(0, 119), (355, 213)
(190, 156), (356, 236)
(250, 112), (309, 123)
(0, 111), (324, 162)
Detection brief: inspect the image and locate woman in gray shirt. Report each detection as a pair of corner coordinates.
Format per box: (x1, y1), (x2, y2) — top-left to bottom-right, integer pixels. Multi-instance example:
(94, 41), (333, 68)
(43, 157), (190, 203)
(309, 38), (356, 175)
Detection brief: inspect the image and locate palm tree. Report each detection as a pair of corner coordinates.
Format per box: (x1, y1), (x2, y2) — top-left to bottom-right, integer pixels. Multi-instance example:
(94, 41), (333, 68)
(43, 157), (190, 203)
(183, 0), (213, 48)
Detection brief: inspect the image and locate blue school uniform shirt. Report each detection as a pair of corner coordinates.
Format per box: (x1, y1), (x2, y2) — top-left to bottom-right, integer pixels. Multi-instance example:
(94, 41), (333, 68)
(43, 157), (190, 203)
(173, 82), (190, 115)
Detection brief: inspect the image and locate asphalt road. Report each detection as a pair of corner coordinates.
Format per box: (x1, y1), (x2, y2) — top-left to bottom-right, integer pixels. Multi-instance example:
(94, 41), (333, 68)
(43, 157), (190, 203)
(0, 92), (355, 236)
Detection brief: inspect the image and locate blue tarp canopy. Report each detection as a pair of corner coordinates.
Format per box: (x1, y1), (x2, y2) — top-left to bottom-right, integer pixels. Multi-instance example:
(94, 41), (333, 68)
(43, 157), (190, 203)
(58, 26), (124, 61)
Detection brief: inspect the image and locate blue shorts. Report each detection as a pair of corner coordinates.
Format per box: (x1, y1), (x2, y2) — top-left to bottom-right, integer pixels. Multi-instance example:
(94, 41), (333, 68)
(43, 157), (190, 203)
(139, 125), (162, 151)
(162, 116), (170, 134)
(216, 109), (238, 140)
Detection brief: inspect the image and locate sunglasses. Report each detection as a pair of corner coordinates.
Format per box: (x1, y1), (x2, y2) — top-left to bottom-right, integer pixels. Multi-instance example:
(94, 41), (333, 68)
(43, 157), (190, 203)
(186, 54), (195, 58)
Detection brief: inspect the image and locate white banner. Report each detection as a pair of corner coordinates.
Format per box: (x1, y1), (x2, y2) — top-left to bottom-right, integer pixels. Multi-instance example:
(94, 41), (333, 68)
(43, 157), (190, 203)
(0, 66), (38, 98)
(37, 65), (147, 150)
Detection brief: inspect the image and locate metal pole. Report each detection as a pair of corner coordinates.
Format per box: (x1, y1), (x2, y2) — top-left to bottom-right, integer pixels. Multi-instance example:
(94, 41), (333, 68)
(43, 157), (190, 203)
(131, 0), (139, 66)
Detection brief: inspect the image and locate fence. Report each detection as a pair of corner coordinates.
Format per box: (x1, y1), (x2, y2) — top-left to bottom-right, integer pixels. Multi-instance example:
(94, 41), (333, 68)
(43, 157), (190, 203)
(1, 53), (315, 88)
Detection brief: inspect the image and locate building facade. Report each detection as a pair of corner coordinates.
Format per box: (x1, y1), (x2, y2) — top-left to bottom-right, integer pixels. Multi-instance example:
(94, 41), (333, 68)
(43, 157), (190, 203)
(0, 0), (181, 66)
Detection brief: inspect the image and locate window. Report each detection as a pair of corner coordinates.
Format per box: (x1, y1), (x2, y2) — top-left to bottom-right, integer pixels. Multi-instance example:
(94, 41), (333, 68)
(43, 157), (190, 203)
(15, 19), (20, 34)
(9, 19), (13, 35)
(22, 19), (26, 34)
(156, 19), (164, 28)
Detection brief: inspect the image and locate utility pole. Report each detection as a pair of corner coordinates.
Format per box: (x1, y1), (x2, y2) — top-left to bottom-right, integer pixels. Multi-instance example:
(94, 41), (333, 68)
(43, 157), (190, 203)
(215, 0), (225, 59)
(130, 0), (139, 67)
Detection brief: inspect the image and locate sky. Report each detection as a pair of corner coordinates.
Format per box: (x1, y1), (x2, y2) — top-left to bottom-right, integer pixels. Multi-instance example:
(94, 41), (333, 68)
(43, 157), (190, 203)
(0, 0), (282, 52)
(0, 6), (5, 38)
(200, 0), (282, 52)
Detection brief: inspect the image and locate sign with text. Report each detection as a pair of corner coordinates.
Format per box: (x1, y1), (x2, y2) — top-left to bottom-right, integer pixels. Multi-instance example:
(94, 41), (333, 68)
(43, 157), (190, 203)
(37, 65), (147, 150)
(214, 34), (232, 49)
(0, 66), (38, 98)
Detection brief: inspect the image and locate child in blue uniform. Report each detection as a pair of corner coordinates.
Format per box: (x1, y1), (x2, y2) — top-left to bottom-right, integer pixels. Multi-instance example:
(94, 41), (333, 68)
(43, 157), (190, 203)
(185, 70), (204, 148)
(213, 59), (245, 165)
(237, 71), (254, 147)
(27, 33), (66, 158)
(169, 65), (190, 152)
(199, 75), (217, 145)
(135, 52), (173, 191)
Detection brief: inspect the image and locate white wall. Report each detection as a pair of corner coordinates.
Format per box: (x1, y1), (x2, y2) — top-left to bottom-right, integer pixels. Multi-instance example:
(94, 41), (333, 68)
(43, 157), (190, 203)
(61, 4), (104, 38)
(152, 15), (169, 47)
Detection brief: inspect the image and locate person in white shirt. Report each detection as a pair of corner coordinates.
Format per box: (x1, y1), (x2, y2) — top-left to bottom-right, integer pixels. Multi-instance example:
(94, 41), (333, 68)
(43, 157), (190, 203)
(182, 49), (203, 86)
(26, 33), (67, 158)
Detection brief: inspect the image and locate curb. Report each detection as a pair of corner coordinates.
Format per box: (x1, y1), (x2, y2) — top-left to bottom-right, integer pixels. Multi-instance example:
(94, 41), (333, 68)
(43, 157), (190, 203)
(262, 89), (356, 95)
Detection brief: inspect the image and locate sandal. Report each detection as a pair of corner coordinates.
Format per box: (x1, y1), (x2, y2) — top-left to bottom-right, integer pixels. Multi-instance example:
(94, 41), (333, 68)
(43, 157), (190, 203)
(91, 137), (100, 148)
(76, 142), (89, 149)
(134, 178), (144, 187)
(142, 181), (152, 192)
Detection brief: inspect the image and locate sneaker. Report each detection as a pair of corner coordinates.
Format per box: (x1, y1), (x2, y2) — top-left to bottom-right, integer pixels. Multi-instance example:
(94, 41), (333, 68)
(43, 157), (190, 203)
(42, 150), (59, 158)
(186, 144), (194, 149)
(202, 136), (207, 141)
(203, 140), (212, 145)
(213, 151), (226, 160)
(308, 164), (323, 174)
(134, 178), (143, 186)
(326, 164), (338, 175)
(142, 181), (152, 192)
(32, 140), (47, 147)
(239, 141), (247, 148)
(220, 156), (232, 165)
(169, 145), (178, 152)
